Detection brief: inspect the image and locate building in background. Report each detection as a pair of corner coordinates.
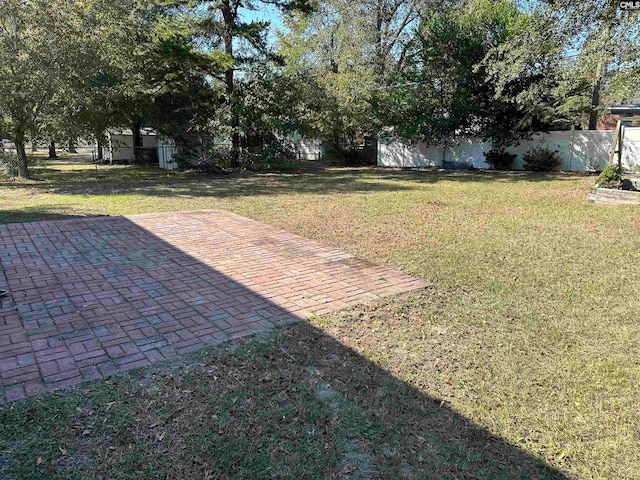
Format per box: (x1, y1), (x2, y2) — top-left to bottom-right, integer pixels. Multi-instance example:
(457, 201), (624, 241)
(104, 128), (159, 164)
(598, 99), (640, 130)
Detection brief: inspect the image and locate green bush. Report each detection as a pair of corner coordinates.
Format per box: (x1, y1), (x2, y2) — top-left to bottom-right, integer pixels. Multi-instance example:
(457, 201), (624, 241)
(522, 146), (562, 172)
(483, 148), (516, 170)
(256, 138), (297, 166)
(172, 149), (200, 168)
(596, 164), (622, 188)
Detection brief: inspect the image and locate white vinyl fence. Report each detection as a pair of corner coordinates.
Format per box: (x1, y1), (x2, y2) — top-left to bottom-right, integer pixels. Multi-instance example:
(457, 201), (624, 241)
(158, 143), (178, 170)
(622, 127), (640, 172)
(378, 129), (640, 172)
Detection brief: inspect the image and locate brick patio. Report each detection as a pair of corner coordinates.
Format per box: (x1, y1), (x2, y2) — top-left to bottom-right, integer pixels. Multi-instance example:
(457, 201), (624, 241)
(0, 210), (425, 403)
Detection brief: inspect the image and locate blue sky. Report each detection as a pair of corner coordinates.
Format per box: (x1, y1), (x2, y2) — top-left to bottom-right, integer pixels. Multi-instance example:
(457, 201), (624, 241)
(239, 4), (286, 44)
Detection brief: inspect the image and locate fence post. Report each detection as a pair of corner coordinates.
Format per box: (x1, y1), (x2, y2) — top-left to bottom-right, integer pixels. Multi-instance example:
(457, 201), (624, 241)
(569, 126), (574, 171)
(618, 125), (624, 171)
(609, 120), (622, 166)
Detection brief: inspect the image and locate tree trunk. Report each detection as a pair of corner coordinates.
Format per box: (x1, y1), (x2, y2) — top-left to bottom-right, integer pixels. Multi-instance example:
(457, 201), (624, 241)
(588, 59), (605, 130)
(15, 136), (29, 179)
(31, 139), (37, 152)
(132, 121), (143, 164)
(97, 139), (103, 161)
(48, 141), (57, 159)
(374, 1), (384, 77)
(222, 0), (240, 168)
(68, 139), (77, 153)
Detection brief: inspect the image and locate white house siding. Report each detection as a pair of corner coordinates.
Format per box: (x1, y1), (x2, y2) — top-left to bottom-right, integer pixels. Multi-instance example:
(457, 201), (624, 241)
(377, 130), (631, 172)
(106, 134), (134, 162)
(286, 132), (322, 160)
(105, 130), (159, 162)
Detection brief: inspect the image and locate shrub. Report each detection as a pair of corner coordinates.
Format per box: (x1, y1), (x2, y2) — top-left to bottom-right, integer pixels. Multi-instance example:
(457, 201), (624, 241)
(256, 138), (297, 167)
(596, 164), (622, 189)
(522, 146), (561, 172)
(172, 149), (200, 168)
(483, 148), (516, 170)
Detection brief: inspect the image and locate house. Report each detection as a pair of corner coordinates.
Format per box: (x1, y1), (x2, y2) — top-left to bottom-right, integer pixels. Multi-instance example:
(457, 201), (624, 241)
(104, 128), (159, 164)
(597, 98), (640, 130)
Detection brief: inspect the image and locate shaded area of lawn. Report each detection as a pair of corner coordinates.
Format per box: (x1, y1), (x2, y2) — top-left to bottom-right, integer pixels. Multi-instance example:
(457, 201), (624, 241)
(0, 321), (566, 479)
(0, 163), (586, 201)
(0, 163), (593, 226)
(0, 208), (95, 225)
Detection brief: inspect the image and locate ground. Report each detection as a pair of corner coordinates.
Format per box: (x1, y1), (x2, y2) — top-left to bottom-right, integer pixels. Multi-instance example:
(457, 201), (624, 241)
(1, 163), (639, 479)
(0, 210), (422, 402)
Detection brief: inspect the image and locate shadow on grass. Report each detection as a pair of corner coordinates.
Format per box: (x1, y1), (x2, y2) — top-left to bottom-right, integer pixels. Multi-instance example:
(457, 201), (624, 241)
(0, 207), (97, 225)
(0, 165), (590, 201)
(0, 213), (569, 478)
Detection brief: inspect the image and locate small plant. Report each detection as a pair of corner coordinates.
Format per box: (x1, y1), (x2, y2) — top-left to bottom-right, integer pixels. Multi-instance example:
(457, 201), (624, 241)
(256, 138), (297, 166)
(596, 164), (622, 189)
(172, 149), (199, 168)
(483, 148), (516, 170)
(522, 146), (561, 172)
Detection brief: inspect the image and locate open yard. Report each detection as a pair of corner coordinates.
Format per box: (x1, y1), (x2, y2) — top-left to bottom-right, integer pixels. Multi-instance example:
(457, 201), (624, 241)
(1, 163), (639, 479)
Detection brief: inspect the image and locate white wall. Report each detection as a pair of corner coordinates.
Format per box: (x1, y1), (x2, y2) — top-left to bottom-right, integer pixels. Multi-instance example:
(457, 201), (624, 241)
(107, 134), (133, 161)
(297, 138), (322, 160)
(378, 141), (444, 167)
(622, 127), (640, 172)
(158, 142), (177, 170)
(377, 130), (629, 172)
(106, 133), (159, 162)
(287, 132), (322, 160)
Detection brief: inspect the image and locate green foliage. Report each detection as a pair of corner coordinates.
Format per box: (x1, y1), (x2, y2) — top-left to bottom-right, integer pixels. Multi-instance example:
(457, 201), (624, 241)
(596, 164), (622, 189)
(0, 0), (227, 177)
(483, 1), (640, 129)
(483, 148), (516, 170)
(172, 149), (200, 168)
(255, 138), (297, 166)
(382, 0), (542, 147)
(522, 146), (561, 172)
(279, 0), (417, 144)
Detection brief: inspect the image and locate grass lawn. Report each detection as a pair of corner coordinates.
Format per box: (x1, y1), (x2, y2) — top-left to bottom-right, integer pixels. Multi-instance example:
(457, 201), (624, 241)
(1, 163), (639, 478)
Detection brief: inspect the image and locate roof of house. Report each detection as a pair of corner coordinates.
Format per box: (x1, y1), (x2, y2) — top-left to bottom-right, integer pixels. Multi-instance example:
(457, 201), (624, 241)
(107, 127), (158, 137)
(609, 98), (640, 113)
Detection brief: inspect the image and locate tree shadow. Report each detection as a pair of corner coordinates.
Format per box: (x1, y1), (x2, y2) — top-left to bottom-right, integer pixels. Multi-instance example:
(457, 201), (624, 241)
(0, 207), (97, 225)
(0, 212), (569, 478)
(0, 165), (591, 203)
(356, 167), (596, 184)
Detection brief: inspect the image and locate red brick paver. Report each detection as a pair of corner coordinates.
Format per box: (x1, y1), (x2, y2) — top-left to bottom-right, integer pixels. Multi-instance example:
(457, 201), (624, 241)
(0, 210), (424, 402)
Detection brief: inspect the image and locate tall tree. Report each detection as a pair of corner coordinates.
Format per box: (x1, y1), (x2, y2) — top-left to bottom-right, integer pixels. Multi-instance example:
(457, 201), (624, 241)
(0, 0), (147, 177)
(0, 0), (64, 178)
(382, 0), (548, 146)
(175, 0), (314, 166)
(483, 1), (640, 129)
(279, 0), (424, 144)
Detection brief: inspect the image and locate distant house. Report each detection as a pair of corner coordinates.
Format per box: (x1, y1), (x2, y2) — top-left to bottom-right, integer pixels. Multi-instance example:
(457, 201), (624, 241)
(597, 98), (640, 130)
(104, 128), (159, 164)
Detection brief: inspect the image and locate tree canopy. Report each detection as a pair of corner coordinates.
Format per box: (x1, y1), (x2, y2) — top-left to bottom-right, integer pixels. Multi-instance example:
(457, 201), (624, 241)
(1, 0), (637, 177)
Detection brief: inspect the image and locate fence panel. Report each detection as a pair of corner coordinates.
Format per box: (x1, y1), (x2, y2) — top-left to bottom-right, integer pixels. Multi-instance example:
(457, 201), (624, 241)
(378, 130), (620, 172)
